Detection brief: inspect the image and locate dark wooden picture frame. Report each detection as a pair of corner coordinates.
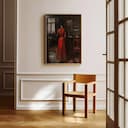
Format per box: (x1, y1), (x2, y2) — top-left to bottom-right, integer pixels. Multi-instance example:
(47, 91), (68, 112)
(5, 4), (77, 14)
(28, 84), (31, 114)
(44, 14), (81, 64)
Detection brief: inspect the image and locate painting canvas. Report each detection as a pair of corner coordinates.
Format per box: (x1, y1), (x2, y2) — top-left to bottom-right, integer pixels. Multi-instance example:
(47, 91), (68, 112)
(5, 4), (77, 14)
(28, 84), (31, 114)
(44, 14), (81, 63)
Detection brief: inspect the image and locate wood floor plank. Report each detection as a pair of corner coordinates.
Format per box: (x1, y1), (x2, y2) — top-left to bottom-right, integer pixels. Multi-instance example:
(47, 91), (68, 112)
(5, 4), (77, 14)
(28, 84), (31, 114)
(0, 110), (106, 128)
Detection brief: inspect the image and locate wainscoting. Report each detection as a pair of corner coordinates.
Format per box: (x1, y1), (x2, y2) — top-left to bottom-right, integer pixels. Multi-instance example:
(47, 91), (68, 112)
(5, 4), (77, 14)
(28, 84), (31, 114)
(16, 74), (106, 110)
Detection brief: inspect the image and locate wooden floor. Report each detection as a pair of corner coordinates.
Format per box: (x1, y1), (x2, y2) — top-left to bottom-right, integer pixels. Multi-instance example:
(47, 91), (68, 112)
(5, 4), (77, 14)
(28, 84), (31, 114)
(0, 110), (106, 128)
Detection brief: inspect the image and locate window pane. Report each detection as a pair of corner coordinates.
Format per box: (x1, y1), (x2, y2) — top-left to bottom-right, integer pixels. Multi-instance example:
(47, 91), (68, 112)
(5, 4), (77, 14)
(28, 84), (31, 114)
(110, 92), (114, 120)
(109, 34), (114, 61)
(125, 21), (128, 58)
(125, 101), (128, 128)
(109, 0), (114, 31)
(107, 34), (114, 61)
(118, 0), (124, 21)
(118, 23), (124, 58)
(107, 64), (110, 89)
(118, 97), (124, 128)
(119, 62), (124, 96)
(108, 64), (114, 90)
(107, 36), (109, 61)
(125, 0), (128, 18)
(107, 90), (110, 115)
(125, 62), (128, 99)
(107, 5), (110, 32)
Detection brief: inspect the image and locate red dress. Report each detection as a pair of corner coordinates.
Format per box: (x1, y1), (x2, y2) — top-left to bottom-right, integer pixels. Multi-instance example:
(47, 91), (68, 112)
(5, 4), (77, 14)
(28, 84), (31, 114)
(57, 27), (66, 61)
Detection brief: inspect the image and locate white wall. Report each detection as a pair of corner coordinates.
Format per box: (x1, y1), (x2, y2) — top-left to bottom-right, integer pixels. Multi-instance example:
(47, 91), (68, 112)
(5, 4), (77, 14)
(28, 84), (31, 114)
(16, 0), (106, 110)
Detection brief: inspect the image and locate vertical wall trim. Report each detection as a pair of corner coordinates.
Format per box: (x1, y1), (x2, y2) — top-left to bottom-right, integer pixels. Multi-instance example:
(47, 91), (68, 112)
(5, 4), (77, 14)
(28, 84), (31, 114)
(2, 0), (5, 62)
(16, 0), (19, 74)
(2, 0), (15, 63)
(2, 71), (14, 90)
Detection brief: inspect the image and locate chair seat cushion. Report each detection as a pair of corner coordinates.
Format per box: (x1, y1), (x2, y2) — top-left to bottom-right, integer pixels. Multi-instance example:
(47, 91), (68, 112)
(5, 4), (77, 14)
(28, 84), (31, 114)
(64, 91), (96, 98)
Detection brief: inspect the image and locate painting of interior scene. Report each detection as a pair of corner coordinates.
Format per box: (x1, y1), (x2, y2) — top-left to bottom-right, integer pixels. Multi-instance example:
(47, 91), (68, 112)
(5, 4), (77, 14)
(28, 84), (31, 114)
(44, 14), (81, 63)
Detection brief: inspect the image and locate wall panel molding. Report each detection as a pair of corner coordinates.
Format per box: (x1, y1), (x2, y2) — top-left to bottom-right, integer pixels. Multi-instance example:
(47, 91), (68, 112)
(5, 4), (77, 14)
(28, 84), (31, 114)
(2, 71), (14, 90)
(17, 73), (106, 81)
(16, 73), (106, 110)
(2, 0), (6, 62)
(20, 78), (66, 101)
(0, 66), (14, 69)
(2, 0), (15, 63)
(0, 0), (16, 98)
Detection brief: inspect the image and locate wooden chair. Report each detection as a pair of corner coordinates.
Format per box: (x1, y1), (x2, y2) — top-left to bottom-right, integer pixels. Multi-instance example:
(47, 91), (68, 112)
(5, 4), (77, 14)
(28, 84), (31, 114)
(62, 74), (96, 118)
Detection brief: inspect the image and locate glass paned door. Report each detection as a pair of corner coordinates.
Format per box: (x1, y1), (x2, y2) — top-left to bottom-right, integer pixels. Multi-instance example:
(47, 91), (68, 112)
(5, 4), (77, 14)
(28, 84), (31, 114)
(118, 0), (128, 127)
(107, 0), (128, 127)
(106, 0), (115, 127)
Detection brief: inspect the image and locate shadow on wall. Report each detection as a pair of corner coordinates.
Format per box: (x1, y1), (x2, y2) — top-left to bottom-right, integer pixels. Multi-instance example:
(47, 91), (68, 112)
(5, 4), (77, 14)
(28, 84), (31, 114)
(28, 84), (61, 110)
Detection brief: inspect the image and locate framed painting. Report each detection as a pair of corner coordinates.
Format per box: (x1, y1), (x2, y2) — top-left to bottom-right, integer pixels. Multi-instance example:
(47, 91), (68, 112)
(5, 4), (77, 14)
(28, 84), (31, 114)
(44, 14), (81, 64)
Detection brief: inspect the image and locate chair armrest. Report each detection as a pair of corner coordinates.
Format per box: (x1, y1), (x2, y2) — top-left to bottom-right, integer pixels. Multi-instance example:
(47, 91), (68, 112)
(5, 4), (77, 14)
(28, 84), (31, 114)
(63, 80), (76, 85)
(63, 80), (76, 93)
(86, 81), (96, 85)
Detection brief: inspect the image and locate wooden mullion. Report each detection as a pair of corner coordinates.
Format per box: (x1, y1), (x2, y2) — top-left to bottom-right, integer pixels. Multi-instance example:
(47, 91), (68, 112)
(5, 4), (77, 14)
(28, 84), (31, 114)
(107, 0), (112, 5)
(118, 95), (128, 102)
(114, 0), (119, 127)
(106, 1), (108, 126)
(107, 88), (115, 93)
(119, 17), (128, 24)
(125, 99), (128, 102)
(107, 61), (115, 63)
(107, 30), (115, 35)
(124, 4), (126, 124)
(119, 59), (128, 61)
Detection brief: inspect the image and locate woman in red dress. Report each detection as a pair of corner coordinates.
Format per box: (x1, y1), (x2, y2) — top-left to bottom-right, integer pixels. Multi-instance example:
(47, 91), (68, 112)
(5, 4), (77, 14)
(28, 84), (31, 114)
(57, 25), (66, 62)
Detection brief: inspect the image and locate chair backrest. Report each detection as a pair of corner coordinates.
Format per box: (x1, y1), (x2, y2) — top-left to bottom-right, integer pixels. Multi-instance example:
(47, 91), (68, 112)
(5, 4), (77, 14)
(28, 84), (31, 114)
(73, 74), (96, 83)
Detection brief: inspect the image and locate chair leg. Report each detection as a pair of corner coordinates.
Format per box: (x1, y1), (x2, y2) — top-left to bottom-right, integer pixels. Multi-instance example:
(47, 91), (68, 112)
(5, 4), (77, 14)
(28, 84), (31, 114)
(93, 96), (96, 113)
(73, 83), (76, 112)
(93, 83), (96, 113)
(73, 97), (76, 112)
(62, 95), (66, 115)
(84, 85), (88, 118)
(62, 83), (66, 115)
